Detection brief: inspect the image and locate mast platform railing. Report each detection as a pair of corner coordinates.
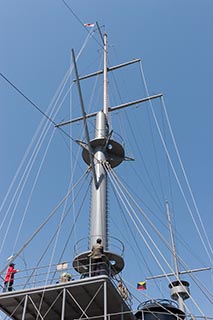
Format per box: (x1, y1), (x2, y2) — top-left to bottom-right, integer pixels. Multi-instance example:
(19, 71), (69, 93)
(0, 260), (133, 310)
(1, 259), (119, 292)
(74, 236), (125, 257)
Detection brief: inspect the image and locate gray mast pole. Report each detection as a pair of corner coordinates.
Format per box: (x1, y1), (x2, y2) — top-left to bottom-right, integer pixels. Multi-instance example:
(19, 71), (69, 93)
(166, 201), (180, 278)
(73, 31), (125, 276)
(166, 201), (190, 313)
(89, 33), (109, 250)
(103, 33), (108, 117)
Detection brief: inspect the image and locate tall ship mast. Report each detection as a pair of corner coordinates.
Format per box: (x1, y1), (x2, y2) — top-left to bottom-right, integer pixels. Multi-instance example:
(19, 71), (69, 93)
(0, 25), (211, 320)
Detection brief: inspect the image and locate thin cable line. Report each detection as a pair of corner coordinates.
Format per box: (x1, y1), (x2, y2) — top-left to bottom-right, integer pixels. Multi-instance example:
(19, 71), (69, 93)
(115, 166), (213, 303)
(139, 61), (213, 267)
(106, 164), (176, 273)
(122, 277), (185, 320)
(106, 164), (207, 316)
(110, 178), (165, 298)
(61, 0), (104, 48)
(50, 178), (91, 283)
(22, 171), (90, 289)
(0, 172), (87, 276)
(12, 128), (56, 253)
(0, 31), (94, 246)
(0, 65), (70, 220)
(0, 72), (75, 142)
(0, 78), (71, 245)
(161, 96), (213, 258)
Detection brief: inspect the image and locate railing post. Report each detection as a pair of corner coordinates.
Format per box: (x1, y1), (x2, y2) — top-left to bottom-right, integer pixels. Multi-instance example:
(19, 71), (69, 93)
(104, 280), (107, 320)
(22, 294), (28, 320)
(61, 288), (66, 320)
(89, 257), (92, 277)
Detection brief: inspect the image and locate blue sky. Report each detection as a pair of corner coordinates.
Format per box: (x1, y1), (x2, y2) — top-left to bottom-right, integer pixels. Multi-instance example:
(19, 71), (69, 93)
(0, 0), (212, 317)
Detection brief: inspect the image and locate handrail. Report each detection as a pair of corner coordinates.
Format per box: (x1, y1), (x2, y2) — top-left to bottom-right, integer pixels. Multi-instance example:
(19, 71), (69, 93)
(1, 260), (111, 292)
(74, 236), (125, 257)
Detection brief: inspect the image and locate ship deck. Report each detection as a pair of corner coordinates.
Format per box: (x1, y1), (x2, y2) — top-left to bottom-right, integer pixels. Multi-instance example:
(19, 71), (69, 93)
(0, 275), (135, 320)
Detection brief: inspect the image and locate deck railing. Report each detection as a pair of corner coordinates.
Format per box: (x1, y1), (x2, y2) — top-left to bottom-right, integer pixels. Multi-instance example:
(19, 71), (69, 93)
(1, 259), (132, 308)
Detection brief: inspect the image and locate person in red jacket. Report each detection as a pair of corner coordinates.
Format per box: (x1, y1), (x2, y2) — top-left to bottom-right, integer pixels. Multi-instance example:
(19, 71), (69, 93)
(3, 263), (19, 292)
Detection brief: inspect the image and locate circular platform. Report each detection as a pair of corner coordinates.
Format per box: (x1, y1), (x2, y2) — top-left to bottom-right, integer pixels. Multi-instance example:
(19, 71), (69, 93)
(82, 138), (125, 168)
(169, 280), (190, 301)
(72, 250), (125, 277)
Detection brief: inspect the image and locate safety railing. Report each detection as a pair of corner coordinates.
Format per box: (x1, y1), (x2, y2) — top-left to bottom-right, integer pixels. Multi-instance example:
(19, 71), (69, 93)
(74, 236), (125, 257)
(1, 259), (113, 292)
(1, 258), (132, 309)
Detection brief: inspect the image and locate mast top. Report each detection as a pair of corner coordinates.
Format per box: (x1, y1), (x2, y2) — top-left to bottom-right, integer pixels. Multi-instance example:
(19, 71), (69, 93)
(103, 32), (109, 118)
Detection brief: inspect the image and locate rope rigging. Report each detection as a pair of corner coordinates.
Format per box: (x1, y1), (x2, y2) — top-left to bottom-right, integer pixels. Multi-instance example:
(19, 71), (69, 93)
(139, 61), (212, 267)
(110, 176), (166, 298)
(161, 96), (213, 260)
(0, 29), (97, 260)
(0, 19), (212, 320)
(104, 162), (208, 317)
(0, 170), (88, 276)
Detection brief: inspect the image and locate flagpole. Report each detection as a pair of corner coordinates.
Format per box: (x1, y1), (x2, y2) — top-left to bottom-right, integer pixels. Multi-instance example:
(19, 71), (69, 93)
(103, 33), (108, 118)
